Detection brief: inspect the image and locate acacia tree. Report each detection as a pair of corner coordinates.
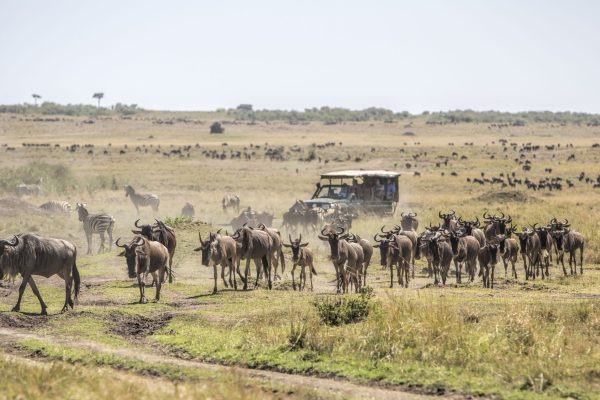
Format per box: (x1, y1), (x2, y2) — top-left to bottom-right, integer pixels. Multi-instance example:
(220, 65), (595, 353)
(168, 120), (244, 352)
(92, 92), (104, 108)
(32, 94), (41, 106)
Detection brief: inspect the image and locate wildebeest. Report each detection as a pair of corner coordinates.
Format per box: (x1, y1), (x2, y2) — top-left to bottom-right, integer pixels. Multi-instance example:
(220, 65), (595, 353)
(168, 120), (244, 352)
(257, 223), (286, 280)
(458, 217), (486, 247)
(132, 219), (176, 283)
(194, 231), (240, 293)
(0, 234), (80, 315)
(483, 211), (512, 241)
(222, 194), (240, 213)
(347, 233), (373, 286)
(496, 228), (519, 279)
(238, 226), (274, 290)
(40, 200), (71, 215)
(181, 202), (195, 219)
(478, 243), (499, 288)
(116, 236), (169, 303)
(76, 203), (115, 255)
(319, 227), (362, 293)
(435, 235), (453, 286)
(283, 234), (317, 291)
(551, 227), (584, 275)
(448, 232), (480, 283)
(124, 185), (160, 214)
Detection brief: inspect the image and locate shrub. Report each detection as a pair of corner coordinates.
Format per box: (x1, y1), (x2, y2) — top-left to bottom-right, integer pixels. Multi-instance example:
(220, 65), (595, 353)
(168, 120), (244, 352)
(210, 122), (224, 134)
(163, 216), (193, 228)
(313, 290), (372, 326)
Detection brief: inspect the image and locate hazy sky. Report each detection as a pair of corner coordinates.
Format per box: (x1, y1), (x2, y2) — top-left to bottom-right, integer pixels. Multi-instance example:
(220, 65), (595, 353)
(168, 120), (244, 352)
(1, 1), (599, 113)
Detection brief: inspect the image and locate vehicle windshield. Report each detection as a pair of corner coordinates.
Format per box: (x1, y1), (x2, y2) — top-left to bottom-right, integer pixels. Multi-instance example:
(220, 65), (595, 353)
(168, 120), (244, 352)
(314, 185), (348, 199)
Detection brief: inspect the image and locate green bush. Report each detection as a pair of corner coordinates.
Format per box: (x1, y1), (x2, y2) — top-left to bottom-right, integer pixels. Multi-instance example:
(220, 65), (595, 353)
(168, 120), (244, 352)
(210, 122), (224, 134)
(163, 216), (193, 228)
(313, 290), (372, 326)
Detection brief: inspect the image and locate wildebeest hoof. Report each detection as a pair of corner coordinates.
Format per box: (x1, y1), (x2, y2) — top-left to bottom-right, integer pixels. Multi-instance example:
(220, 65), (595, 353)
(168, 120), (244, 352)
(41, 309), (48, 316)
(212, 288), (217, 295)
(140, 298), (148, 304)
(11, 306), (20, 312)
(61, 306), (68, 313)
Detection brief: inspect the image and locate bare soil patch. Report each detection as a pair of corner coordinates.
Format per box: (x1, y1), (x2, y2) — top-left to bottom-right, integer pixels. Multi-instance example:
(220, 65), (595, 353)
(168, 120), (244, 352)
(108, 312), (172, 337)
(0, 312), (49, 329)
(475, 190), (533, 203)
(0, 197), (42, 217)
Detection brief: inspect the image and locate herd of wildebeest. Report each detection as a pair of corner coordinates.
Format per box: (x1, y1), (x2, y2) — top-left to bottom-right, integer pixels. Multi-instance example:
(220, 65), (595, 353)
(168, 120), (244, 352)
(0, 177), (587, 317)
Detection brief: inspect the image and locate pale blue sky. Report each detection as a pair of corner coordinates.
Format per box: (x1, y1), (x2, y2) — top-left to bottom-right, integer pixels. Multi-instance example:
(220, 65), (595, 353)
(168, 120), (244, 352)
(1, 1), (599, 112)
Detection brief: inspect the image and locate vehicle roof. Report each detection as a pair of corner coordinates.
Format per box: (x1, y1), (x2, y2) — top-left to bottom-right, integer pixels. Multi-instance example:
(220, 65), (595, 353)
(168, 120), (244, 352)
(320, 170), (400, 179)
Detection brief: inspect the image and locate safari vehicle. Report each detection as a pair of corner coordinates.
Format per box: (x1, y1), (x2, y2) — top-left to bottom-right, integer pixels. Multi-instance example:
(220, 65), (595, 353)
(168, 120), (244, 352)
(302, 170), (400, 216)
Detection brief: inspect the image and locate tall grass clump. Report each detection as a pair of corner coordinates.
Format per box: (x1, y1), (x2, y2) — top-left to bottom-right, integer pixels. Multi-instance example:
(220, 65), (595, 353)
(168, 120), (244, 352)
(0, 162), (75, 194)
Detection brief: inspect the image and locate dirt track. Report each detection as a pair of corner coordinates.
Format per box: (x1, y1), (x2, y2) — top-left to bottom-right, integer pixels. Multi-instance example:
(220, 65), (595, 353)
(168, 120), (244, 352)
(0, 325), (437, 400)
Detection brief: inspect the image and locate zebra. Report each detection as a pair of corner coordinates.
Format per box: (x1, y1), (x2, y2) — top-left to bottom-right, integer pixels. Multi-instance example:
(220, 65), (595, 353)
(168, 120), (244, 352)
(16, 183), (42, 197)
(76, 203), (115, 255)
(124, 185), (160, 214)
(40, 200), (72, 215)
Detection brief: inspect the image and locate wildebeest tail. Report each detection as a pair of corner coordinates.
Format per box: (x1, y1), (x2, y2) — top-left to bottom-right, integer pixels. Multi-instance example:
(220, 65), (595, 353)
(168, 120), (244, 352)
(311, 265), (318, 275)
(279, 247), (285, 273)
(72, 261), (81, 304)
(261, 255), (269, 276)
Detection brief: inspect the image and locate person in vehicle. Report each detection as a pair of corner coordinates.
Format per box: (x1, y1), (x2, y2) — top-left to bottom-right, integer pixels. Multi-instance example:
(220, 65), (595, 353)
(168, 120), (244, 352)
(385, 178), (396, 200)
(374, 178), (385, 199)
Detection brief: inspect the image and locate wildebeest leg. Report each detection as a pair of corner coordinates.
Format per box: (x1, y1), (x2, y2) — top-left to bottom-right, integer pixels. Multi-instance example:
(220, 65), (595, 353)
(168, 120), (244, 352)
(363, 261), (368, 287)
(242, 259), (250, 290)
(220, 264), (228, 288)
(511, 256), (518, 279)
(264, 255), (272, 290)
(212, 264), (218, 294)
(152, 271), (161, 301)
(137, 273), (147, 304)
(579, 246), (584, 274)
(522, 255), (528, 279)
(300, 265), (306, 291)
(253, 258), (261, 289)
(157, 268), (166, 300)
(12, 273), (31, 313)
(29, 278), (49, 315)
(168, 253), (174, 284)
(291, 263), (297, 290)
(455, 259), (461, 284)
(309, 262), (314, 291)
(503, 256), (508, 278)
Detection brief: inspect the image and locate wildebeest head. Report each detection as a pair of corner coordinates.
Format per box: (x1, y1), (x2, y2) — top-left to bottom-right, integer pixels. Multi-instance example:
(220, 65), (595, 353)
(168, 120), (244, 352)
(75, 203), (88, 222)
(400, 212), (418, 231)
(483, 211), (512, 234)
(283, 234), (308, 262)
(373, 233), (392, 266)
(132, 219), (155, 240)
(516, 231), (529, 254)
(438, 210), (456, 229)
(0, 235), (19, 257)
(193, 232), (215, 266)
(486, 244), (499, 265)
(318, 226), (346, 260)
(116, 236), (145, 278)
(534, 224), (550, 247)
(458, 216), (480, 235)
(448, 231), (461, 254)
(551, 230), (564, 251)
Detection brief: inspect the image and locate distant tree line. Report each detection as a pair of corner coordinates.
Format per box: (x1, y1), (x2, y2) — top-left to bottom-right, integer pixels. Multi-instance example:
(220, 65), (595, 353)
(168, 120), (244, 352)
(227, 105), (600, 126)
(0, 102), (141, 116)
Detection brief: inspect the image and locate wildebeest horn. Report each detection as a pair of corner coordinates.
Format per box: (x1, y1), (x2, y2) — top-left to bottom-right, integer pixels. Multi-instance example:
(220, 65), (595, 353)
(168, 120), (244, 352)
(299, 233), (302, 243)
(289, 233), (293, 244)
(198, 232), (203, 243)
(506, 216), (512, 224)
(136, 237), (146, 246)
(0, 235), (19, 247)
(321, 227), (328, 236)
(115, 237), (127, 248)
(450, 210), (455, 216)
(562, 218), (569, 225)
(216, 228), (222, 234)
(373, 234), (382, 243)
(336, 227), (345, 235)
(410, 212), (417, 217)
(400, 212), (405, 217)
(380, 225), (389, 234)
(134, 219), (142, 228)
(474, 216), (480, 227)
(531, 223), (538, 230)
(438, 211), (443, 218)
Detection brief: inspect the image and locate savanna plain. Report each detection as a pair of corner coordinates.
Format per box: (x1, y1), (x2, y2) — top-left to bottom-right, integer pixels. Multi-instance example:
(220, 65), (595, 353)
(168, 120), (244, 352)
(0, 111), (599, 400)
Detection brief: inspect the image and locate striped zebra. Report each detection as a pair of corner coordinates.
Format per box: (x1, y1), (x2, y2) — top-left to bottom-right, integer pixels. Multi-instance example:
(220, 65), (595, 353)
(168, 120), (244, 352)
(124, 185), (160, 214)
(40, 200), (72, 215)
(76, 203), (115, 255)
